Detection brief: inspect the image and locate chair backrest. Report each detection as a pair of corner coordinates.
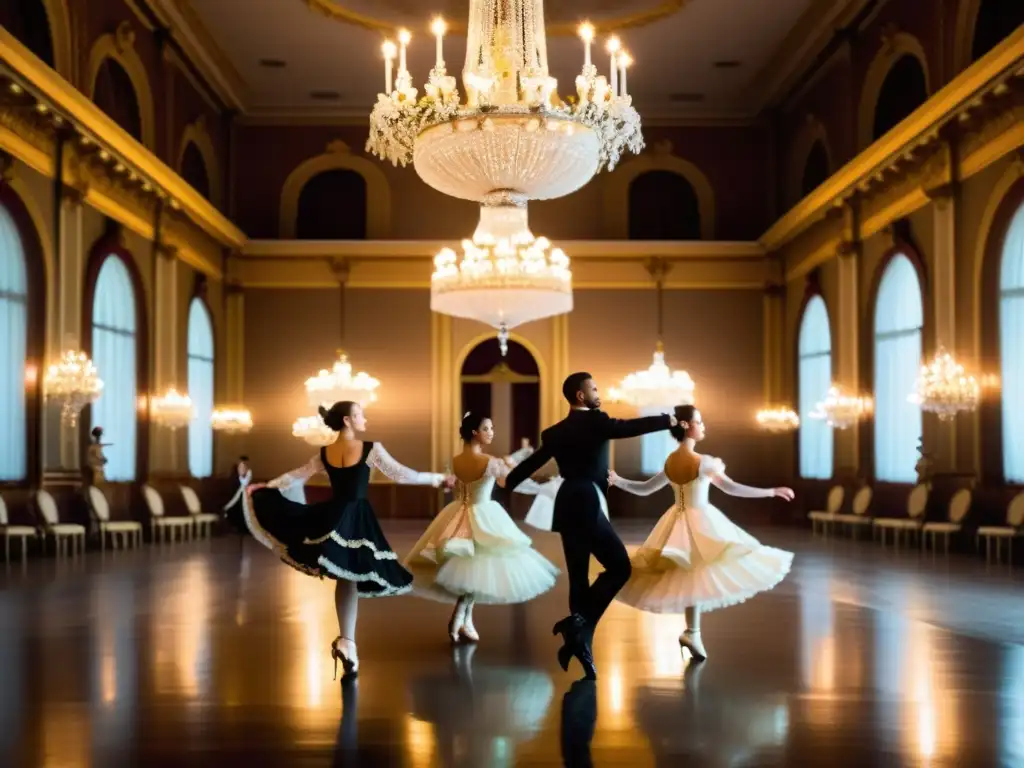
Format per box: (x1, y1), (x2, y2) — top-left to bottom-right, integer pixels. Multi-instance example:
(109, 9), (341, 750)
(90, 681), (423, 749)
(907, 484), (928, 519)
(852, 486), (873, 516)
(826, 485), (845, 514)
(179, 485), (202, 515)
(1008, 492), (1024, 527)
(87, 485), (110, 522)
(947, 488), (972, 523)
(35, 490), (60, 526)
(142, 485), (165, 517)
(0, 495), (8, 526)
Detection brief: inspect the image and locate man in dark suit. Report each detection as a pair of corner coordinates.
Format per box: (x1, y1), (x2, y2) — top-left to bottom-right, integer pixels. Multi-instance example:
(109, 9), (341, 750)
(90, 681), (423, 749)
(506, 372), (675, 678)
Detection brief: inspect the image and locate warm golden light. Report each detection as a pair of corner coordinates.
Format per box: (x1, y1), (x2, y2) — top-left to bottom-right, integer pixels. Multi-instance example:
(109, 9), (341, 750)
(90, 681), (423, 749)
(606, 35), (621, 53)
(756, 407), (800, 432)
(578, 22), (595, 42)
(23, 363), (37, 387)
(398, 28), (412, 45)
(810, 385), (872, 429)
(430, 16), (446, 36)
(618, 51), (633, 68)
(381, 39), (397, 59)
(908, 348), (981, 420)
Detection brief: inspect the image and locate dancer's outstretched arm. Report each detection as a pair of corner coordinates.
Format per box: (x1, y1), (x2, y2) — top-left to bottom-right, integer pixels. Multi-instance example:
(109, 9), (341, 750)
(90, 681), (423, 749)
(505, 445), (553, 492)
(600, 411), (674, 440)
(368, 443), (446, 486)
(267, 455), (325, 490)
(709, 466), (793, 500)
(608, 471), (670, 496)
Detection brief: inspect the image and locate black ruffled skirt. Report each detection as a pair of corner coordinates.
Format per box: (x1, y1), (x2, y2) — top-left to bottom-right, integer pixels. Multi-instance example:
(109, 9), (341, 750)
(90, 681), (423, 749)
(250, 490), (413, 597)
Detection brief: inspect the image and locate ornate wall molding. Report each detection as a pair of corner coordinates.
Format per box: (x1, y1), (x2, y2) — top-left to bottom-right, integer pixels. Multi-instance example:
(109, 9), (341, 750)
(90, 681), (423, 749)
(787, 114), (832, 207)
(86, 22), (157, 151)
(177, 114), (222, 207)
(41, 0), (74, 84)
(857, 30), (932, 151)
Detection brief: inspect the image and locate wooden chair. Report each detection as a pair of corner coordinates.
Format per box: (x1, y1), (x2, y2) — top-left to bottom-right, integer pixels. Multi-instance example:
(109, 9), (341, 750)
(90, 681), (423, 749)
(141, 485), (193, 543)
(921, 488), (972, 553)
(35, 489), (86, 556)
(86, 486), (143, 551)
(976, 492), (1024, 564)
(808, 486), (844, 534)
(180, 485), (219, 538)
(872, 484), (929, 547)
(1, 495), (36, 563)
(833, 485), (873, 537)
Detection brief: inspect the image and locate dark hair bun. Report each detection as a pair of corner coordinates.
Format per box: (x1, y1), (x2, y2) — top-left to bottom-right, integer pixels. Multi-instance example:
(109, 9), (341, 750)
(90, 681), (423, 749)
(319, 401), (355, 432)
(459, 411), (488, 442)
(670, 404), (697, 442)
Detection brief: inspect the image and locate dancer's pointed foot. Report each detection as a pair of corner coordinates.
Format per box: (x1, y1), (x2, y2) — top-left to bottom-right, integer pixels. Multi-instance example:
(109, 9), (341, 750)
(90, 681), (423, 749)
(332, 636), (359, 679)
(554, 614), (597, 679)
(679, 629), (707, 661)
(448, 597), (469, 643)
(460, 599), (479, 642)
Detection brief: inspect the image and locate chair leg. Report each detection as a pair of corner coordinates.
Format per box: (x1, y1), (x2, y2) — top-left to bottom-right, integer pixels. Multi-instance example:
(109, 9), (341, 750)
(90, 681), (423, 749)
(21, 536), (27, 560)
(4, 536), (9, 564)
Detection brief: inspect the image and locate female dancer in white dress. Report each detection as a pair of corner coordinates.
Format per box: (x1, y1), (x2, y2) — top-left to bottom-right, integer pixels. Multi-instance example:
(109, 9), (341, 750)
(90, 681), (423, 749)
(608, 404), (794, 661)
(404, 411), (560, 643)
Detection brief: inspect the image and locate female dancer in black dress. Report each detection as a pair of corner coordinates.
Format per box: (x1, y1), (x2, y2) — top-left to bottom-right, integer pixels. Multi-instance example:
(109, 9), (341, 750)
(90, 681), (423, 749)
(247, 400), (449, 678)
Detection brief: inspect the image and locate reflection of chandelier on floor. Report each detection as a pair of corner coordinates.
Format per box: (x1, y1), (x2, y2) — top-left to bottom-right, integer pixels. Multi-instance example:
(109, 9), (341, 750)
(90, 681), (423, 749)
(44, 350), (103, 426)
(366, 5), (645, 352)
(908, 348), (981, 421)
(810, 385), (872, 430)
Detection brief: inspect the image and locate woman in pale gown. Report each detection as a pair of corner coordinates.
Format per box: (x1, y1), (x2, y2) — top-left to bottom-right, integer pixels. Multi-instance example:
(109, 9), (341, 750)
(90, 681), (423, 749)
(404, 411), (559, 643)
(609, 404), (794, 661)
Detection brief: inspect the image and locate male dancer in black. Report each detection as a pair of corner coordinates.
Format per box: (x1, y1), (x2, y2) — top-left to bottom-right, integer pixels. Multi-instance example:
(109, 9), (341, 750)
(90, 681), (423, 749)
(506, 372), (675, 678)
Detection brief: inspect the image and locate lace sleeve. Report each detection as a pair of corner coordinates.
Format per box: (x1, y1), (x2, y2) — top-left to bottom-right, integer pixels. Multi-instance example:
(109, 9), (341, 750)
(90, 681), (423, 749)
(610, 472), (670, 497)
(268, 455), (324, 490)
(368, 443), (444, 486)
(486, 456), (512, 480)
(705, 456), (772, 499)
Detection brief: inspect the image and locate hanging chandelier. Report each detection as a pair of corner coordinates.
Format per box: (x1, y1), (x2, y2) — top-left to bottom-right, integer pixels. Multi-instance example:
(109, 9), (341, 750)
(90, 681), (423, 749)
(367, 6), (644, 345)
(305, 351), (380, 409)
(211, 406), (254, 434)
(610, 341), (695, 409)
(756, 408), (800, 433)
(908, 348), (981, 421)
(292, 414), (338, 447)
(150, 388), (195, 430)
(43, 350), (103, 426)
(810, 385), (872, 430)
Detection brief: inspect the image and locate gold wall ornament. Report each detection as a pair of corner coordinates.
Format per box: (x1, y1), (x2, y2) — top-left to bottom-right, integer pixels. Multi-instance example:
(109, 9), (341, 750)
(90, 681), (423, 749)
(115, 21), (137, 54)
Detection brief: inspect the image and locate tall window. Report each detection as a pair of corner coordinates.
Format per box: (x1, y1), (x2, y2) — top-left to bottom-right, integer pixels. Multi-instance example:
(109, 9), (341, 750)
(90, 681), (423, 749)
(873, 254), (923, 482)
(0, 204), (28, 481)
(640, 406), (676, 475)
(187, 299), (214, 478)
(798, 296), (833, 479)
(91, 255), (138, 481)
(1000, 201), (1024, 482)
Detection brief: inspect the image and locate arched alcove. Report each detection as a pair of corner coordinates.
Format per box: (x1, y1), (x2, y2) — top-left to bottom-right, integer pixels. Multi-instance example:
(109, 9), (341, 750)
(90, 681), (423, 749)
(87, 24), (156, 149)
(0, 0), (54, 68)
(800, 140), (831, 200)
(971, 0), (1024, 63)
(858, 33), (930, 149)
(296, 170), (368, 240)
(177, 116), (222, 208)
(627, 171), (702, 240)
(180, 142), (211, 202)
(459, 338), (541, 455)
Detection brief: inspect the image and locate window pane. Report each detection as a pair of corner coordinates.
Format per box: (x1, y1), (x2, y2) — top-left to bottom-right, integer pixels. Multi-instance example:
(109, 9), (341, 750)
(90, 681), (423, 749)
(0, 205), (28, 481)
(187, 299), (214, 478)
(639, 405), (675, 475)
(1000, 203), (1024, 482)
(798, 296), (833, 479)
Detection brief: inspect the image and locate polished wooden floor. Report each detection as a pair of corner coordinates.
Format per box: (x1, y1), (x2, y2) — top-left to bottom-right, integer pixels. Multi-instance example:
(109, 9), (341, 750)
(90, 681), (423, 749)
(1, 523), (1023, 767)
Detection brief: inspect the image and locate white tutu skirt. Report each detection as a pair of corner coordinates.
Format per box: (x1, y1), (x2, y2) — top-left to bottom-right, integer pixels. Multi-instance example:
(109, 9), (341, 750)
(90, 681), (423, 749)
(404, 499), (559, 605)
(617, 502), (793, 614)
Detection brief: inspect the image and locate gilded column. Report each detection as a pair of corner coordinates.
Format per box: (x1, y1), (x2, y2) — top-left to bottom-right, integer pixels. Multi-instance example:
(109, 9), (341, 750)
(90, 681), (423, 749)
(431, 312), (452, 472)
(151, 245), (180, 474)
(224, 282), (245, 405)
(926, 181), (959, 473)
(762, 282), (786, 405)
(835, 239), (861, 475)
(549, 313), (570, 429)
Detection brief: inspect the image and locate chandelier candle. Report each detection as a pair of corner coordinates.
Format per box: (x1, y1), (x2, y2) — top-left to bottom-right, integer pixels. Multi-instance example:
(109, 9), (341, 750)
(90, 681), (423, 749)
(579, 22), (594, 68)
(619, 51), (631, 97)
(398, 28), (411, 77)
(431, 17), (446, 69)
(382, 40), (396, 94)
(607, 36), (621, 96)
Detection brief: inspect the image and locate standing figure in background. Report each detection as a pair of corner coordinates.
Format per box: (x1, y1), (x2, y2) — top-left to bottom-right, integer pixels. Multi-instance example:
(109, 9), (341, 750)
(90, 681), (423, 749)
(223, 455), (252, 537)
(404, 411), (559, 643)
(247, 400), (451, 679)
(609, 404), (794, 662)
(85, 427), (109, 486)
(915, 439), (933, 488)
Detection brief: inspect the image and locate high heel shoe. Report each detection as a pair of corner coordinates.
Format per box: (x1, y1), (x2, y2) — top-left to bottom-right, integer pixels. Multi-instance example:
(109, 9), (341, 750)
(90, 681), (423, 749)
(679, 629), (707, 661)
(460, 600), (479, 643)
(332, 636), (359, 679)
(448, 598), (469, 643)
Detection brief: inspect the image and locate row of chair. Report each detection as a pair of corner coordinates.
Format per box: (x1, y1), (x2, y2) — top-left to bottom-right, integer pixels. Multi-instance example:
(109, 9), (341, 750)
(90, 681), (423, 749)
(808, 485), (1024, 562)
(0, 483), (221, 562)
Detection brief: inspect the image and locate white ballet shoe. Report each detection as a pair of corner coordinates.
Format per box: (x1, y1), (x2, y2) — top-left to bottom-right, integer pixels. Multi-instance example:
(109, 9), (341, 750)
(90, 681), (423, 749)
(448, 598), (469, 643)
(460, 600), (480, 643)
(679, 629), (708, 661)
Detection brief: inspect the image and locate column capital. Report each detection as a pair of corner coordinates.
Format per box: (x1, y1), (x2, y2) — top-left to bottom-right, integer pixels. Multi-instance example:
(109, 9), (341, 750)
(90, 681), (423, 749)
(836, 239), (860, 260)
(329, 257), (350, 284)
(158, 243), (179, 260)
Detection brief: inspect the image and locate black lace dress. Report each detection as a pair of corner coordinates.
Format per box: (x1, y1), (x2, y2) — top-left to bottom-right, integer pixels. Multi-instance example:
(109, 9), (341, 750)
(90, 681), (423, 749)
(248, 441), (444, 597)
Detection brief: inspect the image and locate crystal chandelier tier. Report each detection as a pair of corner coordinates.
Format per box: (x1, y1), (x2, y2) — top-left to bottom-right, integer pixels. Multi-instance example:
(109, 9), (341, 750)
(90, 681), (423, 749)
(908, 348), (981, 421)
(150, 388), (195, 430)
(810, 385), (872, 430)
(211, 406), (254, 434)
(43, 350), (103, 426)
(610, 342), (695, 410)
(292, 414), (338, 447)
(756, 408), (800, 433)
(305, 351), (381, 409)
(432, 194), (572, 355)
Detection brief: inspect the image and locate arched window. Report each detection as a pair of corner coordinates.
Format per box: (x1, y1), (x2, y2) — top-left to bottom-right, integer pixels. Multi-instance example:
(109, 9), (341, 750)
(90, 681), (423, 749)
(0, 0), (55, 68)
(872, 55), (928, 142)
(999, 201), (1024, 482)
(91, 255), (138, 481)
(972, 0), (1024, 63)
(800, 141), (830, 200)
(628, 171), (702, 240)
(93, 58), (142, 143)
(0, 205), (29, 481)
(873, 254), (923, 482)
(187, 299), (215, 478)
(798, 295), (833, 479)
(180, 142), (211, 202)
(296, 170), (368, 239)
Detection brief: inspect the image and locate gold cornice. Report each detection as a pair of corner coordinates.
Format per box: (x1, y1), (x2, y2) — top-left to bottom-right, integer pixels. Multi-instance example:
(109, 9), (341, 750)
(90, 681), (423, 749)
(302, 0), (689, 36)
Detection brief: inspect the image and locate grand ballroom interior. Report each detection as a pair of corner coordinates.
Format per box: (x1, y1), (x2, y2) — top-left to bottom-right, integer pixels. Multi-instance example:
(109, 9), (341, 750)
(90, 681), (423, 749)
(1, 0), (1024, 765)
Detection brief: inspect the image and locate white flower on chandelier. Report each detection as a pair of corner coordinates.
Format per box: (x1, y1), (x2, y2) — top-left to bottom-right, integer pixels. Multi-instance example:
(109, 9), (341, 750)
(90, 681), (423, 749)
(609, 343), (695, 410)
(305, 352), (380, 409)
(907, 348), (981, 421)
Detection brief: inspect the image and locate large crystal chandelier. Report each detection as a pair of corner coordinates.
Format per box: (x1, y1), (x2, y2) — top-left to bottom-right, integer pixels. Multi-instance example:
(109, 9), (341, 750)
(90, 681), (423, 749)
(756, 408), (800, 433)
(211, 407), (254, 434)
(44, 350), (103, 426)
(610, 341), (695, 408)
(810, 385), (872, 430)
(305, 351), (380, 409)
(150, 388), (195, 430)
(908, 348), (981, 421)
(367, 6), (643, 347)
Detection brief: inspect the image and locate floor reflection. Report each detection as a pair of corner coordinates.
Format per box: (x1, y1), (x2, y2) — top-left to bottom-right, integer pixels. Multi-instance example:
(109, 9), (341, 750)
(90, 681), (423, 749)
(560, 680), (597, 767)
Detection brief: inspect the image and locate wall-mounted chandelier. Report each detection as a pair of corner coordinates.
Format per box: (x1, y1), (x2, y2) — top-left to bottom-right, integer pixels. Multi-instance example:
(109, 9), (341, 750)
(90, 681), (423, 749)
(44, 350), (103, 426)
(810, 385), (872, 430)
(150, 388), (195, 430)
(756, 408), (800, 433)
(211, 407), (254, 434)
(366, 5), (644, 348)
(907, 348), (981, 421)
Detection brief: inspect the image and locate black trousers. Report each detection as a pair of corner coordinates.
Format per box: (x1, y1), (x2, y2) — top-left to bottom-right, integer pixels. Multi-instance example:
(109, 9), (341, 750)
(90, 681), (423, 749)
(559, 506), (632, 630)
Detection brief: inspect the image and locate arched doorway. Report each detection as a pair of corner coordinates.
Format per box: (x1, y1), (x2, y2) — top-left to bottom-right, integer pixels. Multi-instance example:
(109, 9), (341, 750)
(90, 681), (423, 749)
(459, 338), (540, 457)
